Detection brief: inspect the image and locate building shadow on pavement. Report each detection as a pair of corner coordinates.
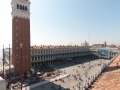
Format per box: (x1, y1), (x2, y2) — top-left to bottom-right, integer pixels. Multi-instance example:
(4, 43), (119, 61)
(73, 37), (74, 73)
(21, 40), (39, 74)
(103, 66), (120, 73)
(52, 56), (109, 70)
(31, 80), (69, 90)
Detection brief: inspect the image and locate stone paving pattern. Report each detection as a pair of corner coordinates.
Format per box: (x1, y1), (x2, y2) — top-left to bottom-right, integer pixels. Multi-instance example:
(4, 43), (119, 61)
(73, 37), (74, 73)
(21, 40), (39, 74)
(88, 54), (120, 90)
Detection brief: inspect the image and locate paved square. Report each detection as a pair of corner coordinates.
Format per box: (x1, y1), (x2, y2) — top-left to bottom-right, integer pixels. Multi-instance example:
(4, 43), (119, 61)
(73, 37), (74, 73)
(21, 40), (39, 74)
(32, 57), (110, 90)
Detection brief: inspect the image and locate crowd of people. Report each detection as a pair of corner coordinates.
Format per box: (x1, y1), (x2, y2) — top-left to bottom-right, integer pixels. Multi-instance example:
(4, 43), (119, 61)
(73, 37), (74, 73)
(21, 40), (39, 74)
(32, 58), (109, 90)
(60, 59), (107, 90)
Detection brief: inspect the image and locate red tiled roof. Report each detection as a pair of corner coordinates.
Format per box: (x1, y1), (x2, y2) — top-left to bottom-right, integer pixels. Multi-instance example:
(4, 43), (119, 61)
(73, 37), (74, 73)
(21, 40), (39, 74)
(92, 44), (103, 46)
(107, 44), (116, 48)
(31, 45), (90, 49)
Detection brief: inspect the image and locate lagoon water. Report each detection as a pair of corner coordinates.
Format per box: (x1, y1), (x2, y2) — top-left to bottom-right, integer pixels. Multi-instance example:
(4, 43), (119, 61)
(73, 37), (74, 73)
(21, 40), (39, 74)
(0, 49), (2, 59)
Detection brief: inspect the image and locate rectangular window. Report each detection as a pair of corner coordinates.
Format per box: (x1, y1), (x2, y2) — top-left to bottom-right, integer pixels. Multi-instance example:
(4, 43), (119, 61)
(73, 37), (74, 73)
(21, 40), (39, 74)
(16, 26), (18, 29)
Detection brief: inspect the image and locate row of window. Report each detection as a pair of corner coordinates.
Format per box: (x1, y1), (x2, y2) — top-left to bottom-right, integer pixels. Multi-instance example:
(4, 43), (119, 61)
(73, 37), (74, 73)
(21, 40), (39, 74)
(17, 4), (27, 11)
(31, 52), (90, 61)
(110, 52), (118, 55)
(92, 52), (118, 56)
(91, 49), (119, 52)
(92, 51), (118, 54)
(32, 49), (89, 54)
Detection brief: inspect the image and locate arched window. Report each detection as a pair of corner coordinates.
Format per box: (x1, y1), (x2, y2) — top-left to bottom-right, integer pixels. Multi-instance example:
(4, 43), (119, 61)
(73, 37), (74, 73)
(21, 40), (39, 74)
(25, 6), (27, 11)
(23, 6), (24, 10)
(20, 5), (22, 10)
(17, 4), (19, 9)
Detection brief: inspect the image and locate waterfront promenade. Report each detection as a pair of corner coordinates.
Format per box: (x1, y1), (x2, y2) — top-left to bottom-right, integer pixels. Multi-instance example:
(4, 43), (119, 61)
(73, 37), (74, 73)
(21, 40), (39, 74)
(88, 54), (120, 90)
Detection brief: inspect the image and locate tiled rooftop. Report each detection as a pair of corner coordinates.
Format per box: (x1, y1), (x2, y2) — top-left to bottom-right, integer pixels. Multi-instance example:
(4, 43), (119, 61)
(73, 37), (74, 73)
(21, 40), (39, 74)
(88, 54), (120, 90)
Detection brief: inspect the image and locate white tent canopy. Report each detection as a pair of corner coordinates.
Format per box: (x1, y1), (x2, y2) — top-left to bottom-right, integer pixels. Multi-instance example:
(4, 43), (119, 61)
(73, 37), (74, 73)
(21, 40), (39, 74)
(0, 63), (15, 74)
(0, 77), (6, 90)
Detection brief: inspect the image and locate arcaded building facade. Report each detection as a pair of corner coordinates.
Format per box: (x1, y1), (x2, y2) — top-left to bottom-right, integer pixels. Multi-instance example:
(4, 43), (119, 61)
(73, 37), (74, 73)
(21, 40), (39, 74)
(90, 48), (120, 59)
(31, 45), (91, 67)
(11, 0), (31, 75)
(31, 46), (120, 67)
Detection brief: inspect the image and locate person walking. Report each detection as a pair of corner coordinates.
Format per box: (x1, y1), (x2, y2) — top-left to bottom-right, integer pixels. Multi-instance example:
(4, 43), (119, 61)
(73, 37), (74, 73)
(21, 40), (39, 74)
(117, 62), (118, 67)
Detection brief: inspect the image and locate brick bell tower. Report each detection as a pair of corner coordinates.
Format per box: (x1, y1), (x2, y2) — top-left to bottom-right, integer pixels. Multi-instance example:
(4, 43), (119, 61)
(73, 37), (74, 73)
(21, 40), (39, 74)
(11, 0), (31, 76)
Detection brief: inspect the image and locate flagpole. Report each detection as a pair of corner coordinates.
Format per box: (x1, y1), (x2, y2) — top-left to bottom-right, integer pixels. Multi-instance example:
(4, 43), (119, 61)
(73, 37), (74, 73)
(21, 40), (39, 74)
(88, 34), (90, 46)
(3, 45), (4, 79)
(20, 43), (22, 90)
(9, 44), (11, 89)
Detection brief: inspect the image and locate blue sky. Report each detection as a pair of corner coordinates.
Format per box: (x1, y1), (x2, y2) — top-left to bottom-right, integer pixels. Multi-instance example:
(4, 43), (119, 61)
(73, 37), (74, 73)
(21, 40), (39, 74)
(0, 0), (120, 49)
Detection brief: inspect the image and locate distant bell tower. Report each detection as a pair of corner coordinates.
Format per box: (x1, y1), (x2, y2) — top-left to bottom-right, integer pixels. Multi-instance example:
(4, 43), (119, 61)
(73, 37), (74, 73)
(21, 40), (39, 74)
(11, 0), (31, 75)
(104, 41), (106, 47)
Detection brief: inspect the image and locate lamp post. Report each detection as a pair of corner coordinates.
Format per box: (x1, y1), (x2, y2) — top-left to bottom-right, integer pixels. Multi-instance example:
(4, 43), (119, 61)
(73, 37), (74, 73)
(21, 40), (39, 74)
(9, 44), (11, 89)
(2, 45), (4, 79)
(20, 43), (23, 90)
